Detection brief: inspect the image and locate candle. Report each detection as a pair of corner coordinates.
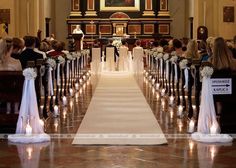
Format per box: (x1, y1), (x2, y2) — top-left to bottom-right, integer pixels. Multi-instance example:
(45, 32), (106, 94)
(145, 72), (148, 77)
(54, 105), (59, 116)
(53, 96), (56, 101)
(188, 120), (195, 133)
(83, 75), (86, 80)
(26, 147), (33, 160)
(83, 83), (86, 89)
(79, 79), (83, 84)
(189, 141), (194, 154)
(79, 88), (83, 94)
(152, 78), (155, 85)
(189, 0), (194, 17)
(170, 108), (174, 119)
(210, 146), (216, 160)
(178, 105), (183, 117)
(99, 31), (101, 38)
(40, 105), (44, 114)
(75, 83), (79, 90)
(26, 123), (32, 135)
(62, 96), (67, 105)
(152, 88), (155, 94)
(69, 88), (74, 97)
(161, 100), (165, 109)
(70, 100), (73, 109)
(87, 72), (90, 76)
(54, 119), (58, 131)
(156, 93), (160, 100)
(178, 119), (183, 132)
(63, 111), (67, 119)
(169, 96), (174, 105)
(156, 83), (160, 90)
(210, 124), (217, 134)
(161, 89), (166, 96)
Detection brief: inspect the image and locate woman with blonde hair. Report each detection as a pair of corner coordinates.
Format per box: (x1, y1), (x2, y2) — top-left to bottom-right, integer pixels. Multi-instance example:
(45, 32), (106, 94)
(211, 37), (236, 71)
(185, 39), (199, 60)
(0, 37), (22, 71)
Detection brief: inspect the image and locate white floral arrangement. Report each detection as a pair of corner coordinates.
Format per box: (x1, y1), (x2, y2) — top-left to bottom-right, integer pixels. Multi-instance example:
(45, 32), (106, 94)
(86, 49), (90, 55)
(23, 68), (37, 80)
(179, 59), (188, 69)
(66, 53), (73, 60)
(46, 58), (56, 68)
(157, 47), (163, 53)
(171, 51), (176, 56)
(76, 52), (82, 57)
(170, 55), (178, 63)
(155, 53), (163, 60)
(201, 66), (214, 78)
(163, 53), (169, 61)
(112, 39), (122, 49)
(58, 55), (65, 64)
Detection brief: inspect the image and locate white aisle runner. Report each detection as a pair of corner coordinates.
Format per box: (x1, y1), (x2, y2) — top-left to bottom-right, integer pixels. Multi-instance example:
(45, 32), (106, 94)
(72, 72), (167, 145)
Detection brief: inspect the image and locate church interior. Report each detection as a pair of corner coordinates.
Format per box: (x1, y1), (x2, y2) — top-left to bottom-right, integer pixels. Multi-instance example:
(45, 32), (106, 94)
(0, 0), (236, 167)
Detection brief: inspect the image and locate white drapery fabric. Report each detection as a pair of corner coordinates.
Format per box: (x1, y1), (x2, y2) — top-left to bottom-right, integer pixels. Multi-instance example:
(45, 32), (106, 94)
(8, 68), (50, 143)
(132, 47), (144, 76)
(197, 76), (220, 134)
(106, 47), (116, 71)
(91, 48), (101, 74)
(118, 46), (129, 71)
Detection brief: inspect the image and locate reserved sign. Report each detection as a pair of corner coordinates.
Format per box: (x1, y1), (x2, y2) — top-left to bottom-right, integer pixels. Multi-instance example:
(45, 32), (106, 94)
(211, 78), (232, 95)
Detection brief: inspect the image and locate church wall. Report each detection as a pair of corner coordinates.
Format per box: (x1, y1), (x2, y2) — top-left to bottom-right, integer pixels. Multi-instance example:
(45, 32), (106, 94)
(54, 0), (71, 44)
(194, 0), (236, 40)
(169, 0), (188, 38)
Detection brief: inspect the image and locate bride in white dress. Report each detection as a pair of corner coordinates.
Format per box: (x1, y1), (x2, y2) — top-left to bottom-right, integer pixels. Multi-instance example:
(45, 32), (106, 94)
(118, 40), (129, 71)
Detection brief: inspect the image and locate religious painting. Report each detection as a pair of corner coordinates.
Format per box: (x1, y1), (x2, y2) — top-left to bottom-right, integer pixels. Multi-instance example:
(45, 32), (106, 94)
(0, 9), (10, 24)
(100, 0), (140, 11)
(223, 6), (234, 22)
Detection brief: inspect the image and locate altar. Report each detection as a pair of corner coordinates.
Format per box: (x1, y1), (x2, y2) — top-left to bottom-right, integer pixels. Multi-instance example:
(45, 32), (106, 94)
(67, 0), (172, 45)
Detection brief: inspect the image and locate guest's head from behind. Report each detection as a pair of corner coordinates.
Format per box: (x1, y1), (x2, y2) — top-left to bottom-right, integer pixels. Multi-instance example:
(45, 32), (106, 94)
(0, 38), (13, 61)
(51, 40), (58, 50)
(35, 37), (41, 49)
(135, 40), (141, 46)
(12, 37), (25, 54)
(153, 41), (159, 48)
(54, 41), (64, 52)
(23, 36), (36, 48)
(108, 39), (113, 45)
(39, 42), (49, 52)
(198, 40), (207, 52)
(173, 39), (182, 50)
(121, 39), (127, 46)
(185, 39), (199, 60)
(211, 37), (234, 70)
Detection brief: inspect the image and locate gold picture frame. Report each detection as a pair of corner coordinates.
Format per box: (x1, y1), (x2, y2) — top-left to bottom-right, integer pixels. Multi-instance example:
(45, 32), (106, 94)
(100, 0), (140, 11)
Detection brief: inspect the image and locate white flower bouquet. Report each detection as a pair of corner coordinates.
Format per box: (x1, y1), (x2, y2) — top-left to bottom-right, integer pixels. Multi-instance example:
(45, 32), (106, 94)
(58, 55), (65, 64)
(23, 68), (37, 80)
(200, 66), (214, 78)
(170, 55), (178, 63)
(163, 53), (169, 61)
(66, 53), (74, 60)
(46, 58), (57, 68)
(112, 39), (122, 49)
(179, 59), (188, 69)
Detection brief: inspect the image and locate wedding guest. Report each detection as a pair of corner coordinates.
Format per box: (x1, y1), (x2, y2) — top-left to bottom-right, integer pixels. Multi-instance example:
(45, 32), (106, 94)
(206, 37), (215, 58)
(198, 40), (210, 62)
(173, 39), (184, 56)
(119, 39), (129, 71)
(19, 36), (43, 69)
(132, 40), (144, 75)
(34, 37), (47, 59)
(210, 37), (236, 71)
(185, 39), (200, 60)
(230, 35), (236, 59)
(39, 42), (49, 53)
(0, 37), (22, 71)
(48, 41), (65, 58)
(11, 37), (25, 59)
(105, 39), (119, 62)
(152, 40), (163, 53)
(0, 38), (21, 114)
(46, 40), (57, 54)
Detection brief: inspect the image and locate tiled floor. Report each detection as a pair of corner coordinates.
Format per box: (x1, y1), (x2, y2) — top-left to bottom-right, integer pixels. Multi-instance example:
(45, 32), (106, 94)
(0, 75), (235, 168)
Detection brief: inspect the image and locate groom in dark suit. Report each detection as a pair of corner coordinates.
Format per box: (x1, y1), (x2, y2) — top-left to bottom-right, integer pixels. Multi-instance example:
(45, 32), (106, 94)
(104, 39), (119, 62)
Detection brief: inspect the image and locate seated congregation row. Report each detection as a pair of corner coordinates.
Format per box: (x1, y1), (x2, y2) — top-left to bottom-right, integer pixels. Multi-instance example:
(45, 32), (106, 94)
(0, 36), (89, 119)
(0, 36), (71, 71)
(146, 36), (236, 133)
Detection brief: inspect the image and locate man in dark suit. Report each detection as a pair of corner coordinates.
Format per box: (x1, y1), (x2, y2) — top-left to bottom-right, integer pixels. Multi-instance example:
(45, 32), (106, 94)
(19, 36), (43, 69)
(104, 39), (119, 62)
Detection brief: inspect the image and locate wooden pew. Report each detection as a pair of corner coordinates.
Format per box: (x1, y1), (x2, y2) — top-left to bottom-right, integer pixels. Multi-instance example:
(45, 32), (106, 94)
(211, 69), (236, 133)
(0, 71), (24, 133)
